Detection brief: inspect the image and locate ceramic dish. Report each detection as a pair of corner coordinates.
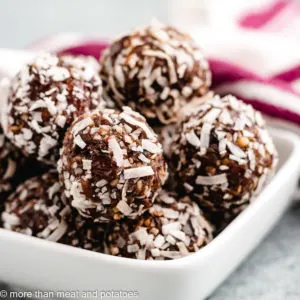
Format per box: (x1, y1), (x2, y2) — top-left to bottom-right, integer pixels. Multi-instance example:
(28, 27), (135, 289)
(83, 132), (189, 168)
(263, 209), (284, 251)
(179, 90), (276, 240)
(0, 128), (299, 300)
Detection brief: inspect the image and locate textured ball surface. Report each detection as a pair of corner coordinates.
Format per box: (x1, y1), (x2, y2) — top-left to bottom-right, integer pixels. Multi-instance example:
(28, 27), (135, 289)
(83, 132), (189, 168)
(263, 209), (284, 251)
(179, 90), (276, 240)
(60, 213), (107, 252)
(58, 106), (168, 222)
(0, 125), (49, 205)
(1, 170), (106, 251)
(105, 191), (213, 260)
(99, 21), (211, 125)
(1, 171), (68, 239)
(5, 53), (104, 164)
(171, 94), (278, 215)
(0, 128), (22, 201)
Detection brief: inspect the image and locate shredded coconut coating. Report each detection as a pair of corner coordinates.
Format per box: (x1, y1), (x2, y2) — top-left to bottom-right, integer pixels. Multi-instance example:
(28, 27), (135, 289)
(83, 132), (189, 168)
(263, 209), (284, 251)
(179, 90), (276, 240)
(1, 170), (106, 251)
(60, 213), (107, 253)
(99, 21), (211, 125)
(0, 128), (22, 199)
(5, 53), (105, 165)
(0, 125), (49, 207)
(1, 171), (69, 239)
(105, 190), (213, 260)
(171, 94), (278, 216)
(58, 106), (168, 222)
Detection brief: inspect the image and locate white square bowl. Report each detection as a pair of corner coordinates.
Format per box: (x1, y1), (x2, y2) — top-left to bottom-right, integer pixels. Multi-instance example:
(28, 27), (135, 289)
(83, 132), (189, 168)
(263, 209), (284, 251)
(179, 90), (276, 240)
(0, 128), (299, 300)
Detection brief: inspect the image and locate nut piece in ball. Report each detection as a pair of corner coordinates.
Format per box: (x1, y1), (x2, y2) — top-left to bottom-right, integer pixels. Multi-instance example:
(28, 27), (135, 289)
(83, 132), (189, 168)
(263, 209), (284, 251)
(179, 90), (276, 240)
(5, 53), (104, 164)
(172, 94), (278, 215)
(105, 191), (214, 260)
(58, 106), (168, 222)
(99, 20), (211, 125)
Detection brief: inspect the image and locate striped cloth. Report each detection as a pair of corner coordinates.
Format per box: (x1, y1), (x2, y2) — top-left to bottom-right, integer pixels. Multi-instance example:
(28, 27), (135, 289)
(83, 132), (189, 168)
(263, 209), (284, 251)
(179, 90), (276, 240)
(27, 0), (300, 133)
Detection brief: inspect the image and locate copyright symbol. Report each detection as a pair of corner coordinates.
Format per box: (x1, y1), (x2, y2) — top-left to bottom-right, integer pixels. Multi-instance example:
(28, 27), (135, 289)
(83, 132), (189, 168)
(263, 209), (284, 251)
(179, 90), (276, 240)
(0, 290), (7, 298)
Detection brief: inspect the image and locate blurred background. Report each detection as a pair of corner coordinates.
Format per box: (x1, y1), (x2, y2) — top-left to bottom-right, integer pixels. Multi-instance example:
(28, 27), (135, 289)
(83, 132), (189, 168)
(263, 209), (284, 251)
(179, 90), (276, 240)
(0, 0), (266, 48)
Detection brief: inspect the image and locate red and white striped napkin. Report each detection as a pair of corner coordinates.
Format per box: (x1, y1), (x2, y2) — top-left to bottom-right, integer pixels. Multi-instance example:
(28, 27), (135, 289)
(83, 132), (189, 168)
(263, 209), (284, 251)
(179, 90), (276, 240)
(28, 0), (300, 133)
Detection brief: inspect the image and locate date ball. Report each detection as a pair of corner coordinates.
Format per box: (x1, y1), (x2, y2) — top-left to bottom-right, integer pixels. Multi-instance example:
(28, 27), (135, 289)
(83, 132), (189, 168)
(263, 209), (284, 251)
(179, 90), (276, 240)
(171, 94), (278, 215)
(1, 170), (106, 251)
(0, 130), (22, 202)
(0, 125), (49, 206)
(60, 213), (107, 252)
(1, 170), (69, 240)
(99, 21), (211, 125)
(5, 53), (104, 165)
(105, 191), (213, 260)
(58, 106), (168, 222)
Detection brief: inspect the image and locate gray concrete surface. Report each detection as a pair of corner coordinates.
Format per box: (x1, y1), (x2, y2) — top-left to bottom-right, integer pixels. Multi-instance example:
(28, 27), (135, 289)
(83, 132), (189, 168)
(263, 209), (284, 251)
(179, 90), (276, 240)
(210, 201), (300, 300)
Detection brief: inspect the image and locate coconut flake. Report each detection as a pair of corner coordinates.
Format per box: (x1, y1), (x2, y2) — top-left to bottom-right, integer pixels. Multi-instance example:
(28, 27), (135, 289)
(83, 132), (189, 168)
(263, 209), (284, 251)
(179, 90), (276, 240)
(143, 49), (177, 84)
(153, 234), (165, 248)
(137, 249), (146, 260)
(71, 117), (93, 136)
(186, 130), (200, 148)
(162, 208), (179, 219)
(203, 108), (221, 123)
(169, 229), (186, 241)
(120, 112), (155, 140)
(166, 235), (176, 245)
(219, 109), (233, 125)
(151, 248), (161, 257)
(184, 182), (194, 192)
(160, 250), (182, 259)
(29, 100), (47, 111)
(177, 242), (189, 255)
(2, 212), (20, 228)
(74, 135), (86, 149)
(39, 135), (57, 158)
(82, 159), (92, 171)
(218, 139), (227, 154)
(3, 159), (16, 180)
(48, 182), (61, 199)
(116, 200), (132, 216)
(200, 123), (212, 148)
(108, 136), (124, 167)
(227, 141), (246, 158)
(132, 228), (149, 246)
(56, 115), (67, 128)
(162, 222), (181, 235)
(141, 139), (162, 153)
(46, 221), (68, 242)
(138, 153), (150, 164)
(124, 166), (154, 179)
(127, 244), (139, 253)
(196, 174), (228, 185)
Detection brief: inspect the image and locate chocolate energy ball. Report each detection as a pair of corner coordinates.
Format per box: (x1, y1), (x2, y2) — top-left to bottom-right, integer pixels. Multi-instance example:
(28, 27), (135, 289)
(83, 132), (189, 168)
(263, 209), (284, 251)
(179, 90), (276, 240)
(0, 130), (22, 202)
(60, 213), (107, 252)
(99, 21), (211, 125)
(105, 191), (214, 260)
(58, 106), (168, 222)
(0, 125), (49, 206)
(1, 170), (106, 251)
(4, 53), (104, 165)
(171, 94), (278, 215)
(1, 170), (69, 239)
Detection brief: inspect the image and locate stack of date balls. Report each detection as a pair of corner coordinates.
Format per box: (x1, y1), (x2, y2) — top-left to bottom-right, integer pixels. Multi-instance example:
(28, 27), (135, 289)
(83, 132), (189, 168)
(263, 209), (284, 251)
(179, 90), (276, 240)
(0, 22), (278, 261)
